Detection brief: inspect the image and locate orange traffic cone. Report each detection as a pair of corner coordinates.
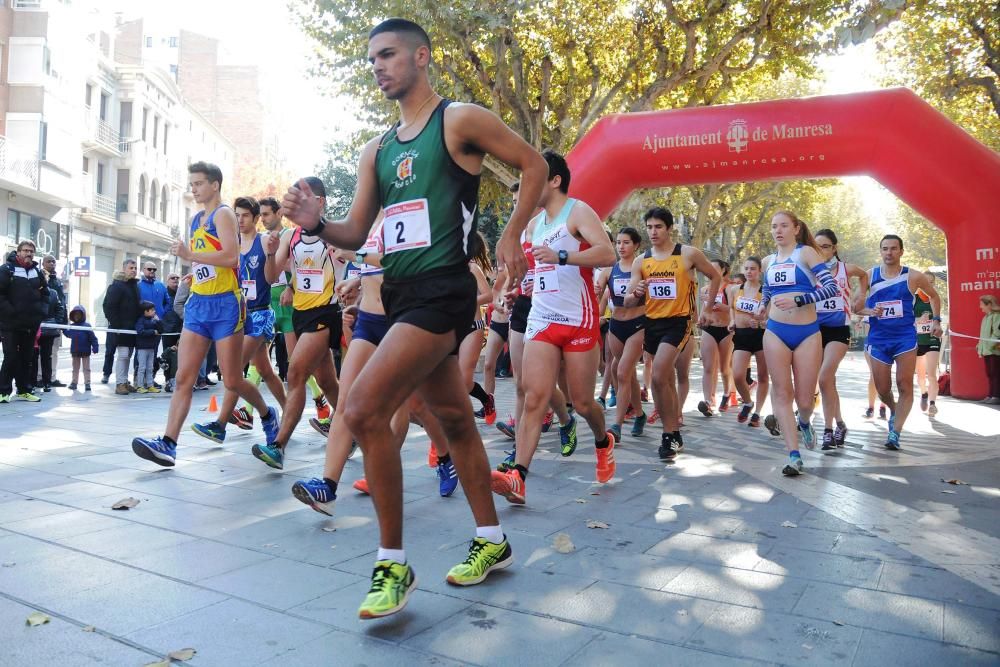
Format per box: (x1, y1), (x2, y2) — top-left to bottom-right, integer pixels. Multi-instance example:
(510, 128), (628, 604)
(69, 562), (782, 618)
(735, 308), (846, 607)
(207, 394), (219, 413)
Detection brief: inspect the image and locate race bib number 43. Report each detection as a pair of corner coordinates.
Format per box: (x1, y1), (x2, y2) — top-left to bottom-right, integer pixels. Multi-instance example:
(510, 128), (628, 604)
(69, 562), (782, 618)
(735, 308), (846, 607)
(648, 277), (677, 300)
(383, 198), (431, 254)
(193, 263), (216, 284)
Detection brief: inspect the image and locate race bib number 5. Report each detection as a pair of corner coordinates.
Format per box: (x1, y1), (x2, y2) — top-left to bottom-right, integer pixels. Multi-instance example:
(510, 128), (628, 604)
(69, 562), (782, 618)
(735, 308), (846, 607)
(296, 268), (323, 293)
(534, 265), (559, 294)
(876, 300), (903, 319)
(193, 263), (216, 284)
(648, 277), (676, 300)
(383, 198), (431, 254)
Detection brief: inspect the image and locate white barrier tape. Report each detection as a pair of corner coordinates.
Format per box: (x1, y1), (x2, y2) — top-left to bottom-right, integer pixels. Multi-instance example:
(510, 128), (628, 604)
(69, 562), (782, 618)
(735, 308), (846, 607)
(40, 323), (181, 337)
(948, 331), (1000, 344)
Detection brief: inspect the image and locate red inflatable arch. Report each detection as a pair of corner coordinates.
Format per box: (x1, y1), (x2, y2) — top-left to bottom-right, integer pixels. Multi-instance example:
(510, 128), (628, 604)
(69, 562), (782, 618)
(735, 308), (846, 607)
(566, 88), (1000, 400)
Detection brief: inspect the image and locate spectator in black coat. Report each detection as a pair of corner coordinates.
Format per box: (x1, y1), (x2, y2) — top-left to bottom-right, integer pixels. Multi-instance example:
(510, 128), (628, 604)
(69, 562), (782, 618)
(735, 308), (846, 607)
(0, 241), (49, 402)
(102, 259), (140, 395)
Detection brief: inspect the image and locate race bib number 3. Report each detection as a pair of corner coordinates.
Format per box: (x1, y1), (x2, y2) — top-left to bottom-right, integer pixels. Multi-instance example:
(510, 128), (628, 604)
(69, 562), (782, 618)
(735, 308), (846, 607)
(241, 279), (257, 302)
(768, 264), (795, 287)
(877, 299), (903, 319)
(613, 278), (630, 297)
(296, 268), (323, 293)
(383, 198), (431, 254)
(534, 265), (560, 294)
(648, 277), (677, 300)
(193, 263), (216, 284)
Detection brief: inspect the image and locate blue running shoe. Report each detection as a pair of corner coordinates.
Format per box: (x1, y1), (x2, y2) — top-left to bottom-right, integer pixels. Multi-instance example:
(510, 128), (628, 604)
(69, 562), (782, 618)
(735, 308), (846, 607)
(496, 419), (516, 440)
(191, 421), (226, 444)
(797, 419), (816, 450)
(597, 397), (606, 410)
(608, 422), (621, 444)
(292, 478), (336, 516)
(560, 415), (578, 457)
(888, 411), (896, 435)
(437, 458), (459, 497)
(782, 454), (804, 476)
(496, 449), (516, 472)
(885, 430), (901, 451)
(631, 411), (647, 437)
(262, 406), (280, 444)
(132, 436), (176, 467)
(607, 387), (617, 408)
(252, 442), (284, 469)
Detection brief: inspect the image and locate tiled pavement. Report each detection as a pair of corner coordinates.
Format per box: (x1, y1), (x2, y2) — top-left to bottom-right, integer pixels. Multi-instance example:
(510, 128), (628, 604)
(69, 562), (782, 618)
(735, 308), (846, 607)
(0, 353), (997, 666)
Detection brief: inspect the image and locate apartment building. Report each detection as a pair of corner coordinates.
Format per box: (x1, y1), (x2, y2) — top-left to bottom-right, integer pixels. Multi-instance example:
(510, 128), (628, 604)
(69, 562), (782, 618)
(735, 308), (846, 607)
(0, 2), (234, 326)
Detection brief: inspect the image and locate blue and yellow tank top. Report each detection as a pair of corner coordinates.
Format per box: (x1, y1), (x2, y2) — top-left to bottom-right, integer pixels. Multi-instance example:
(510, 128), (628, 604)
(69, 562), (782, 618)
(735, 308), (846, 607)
(190, 205), (240, 297)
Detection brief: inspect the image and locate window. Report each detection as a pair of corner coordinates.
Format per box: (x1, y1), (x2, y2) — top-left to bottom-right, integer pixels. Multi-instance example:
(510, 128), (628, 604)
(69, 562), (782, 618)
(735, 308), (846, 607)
(43, 46), (51, 76)
(82, 157), (89, 174)
(169, 64), (177, 76)
(96, 163), (104, 194)
(142, 108), (148, 141)
(85, 83), (93, 108)
(149, 179), (158, 218)
(153, 116), (159, 149)
(38, 122), (47, 161)
(163, 124), (169, 154)
(138, 175), (146, 214)
(145, 36), (152, 48)
(169, 36), (178, 48)
(99, 92), (109, 121)
(160, 185), (168, 221)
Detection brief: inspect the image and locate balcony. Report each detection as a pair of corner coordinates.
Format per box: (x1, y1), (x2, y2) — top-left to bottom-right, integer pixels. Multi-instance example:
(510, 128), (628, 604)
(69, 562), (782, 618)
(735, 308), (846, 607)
(82, 114), (122, 157)
(77, 192), (117, 228)
(13, 0), (44, 9)
(118, 211), (176, 243)
(0, 135), (39, 190)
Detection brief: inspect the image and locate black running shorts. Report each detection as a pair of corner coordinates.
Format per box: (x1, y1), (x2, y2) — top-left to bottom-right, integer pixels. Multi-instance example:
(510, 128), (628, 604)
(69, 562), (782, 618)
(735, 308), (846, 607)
(292, 304), (342, 352)
(381, 265), (477, 354)
(643, 316), (690, 355)
(509, 295), (532, 334)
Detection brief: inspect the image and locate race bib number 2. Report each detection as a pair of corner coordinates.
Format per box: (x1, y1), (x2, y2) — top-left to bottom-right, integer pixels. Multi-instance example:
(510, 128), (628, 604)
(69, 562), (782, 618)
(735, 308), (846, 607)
(383, 198), (431, 254)
(193, 263), (216, 284)
(613, 278), (630, 297)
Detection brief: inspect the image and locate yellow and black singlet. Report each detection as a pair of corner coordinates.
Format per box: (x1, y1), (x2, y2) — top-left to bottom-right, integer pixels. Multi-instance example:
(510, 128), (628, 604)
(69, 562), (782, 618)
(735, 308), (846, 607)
(640, 244), (695, 320)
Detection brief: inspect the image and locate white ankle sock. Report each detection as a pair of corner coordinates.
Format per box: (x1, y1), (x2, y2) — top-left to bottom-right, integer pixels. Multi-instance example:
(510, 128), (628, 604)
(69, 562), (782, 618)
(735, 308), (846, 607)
(376, 547), (406, 563)
(476, 525), (504, 544)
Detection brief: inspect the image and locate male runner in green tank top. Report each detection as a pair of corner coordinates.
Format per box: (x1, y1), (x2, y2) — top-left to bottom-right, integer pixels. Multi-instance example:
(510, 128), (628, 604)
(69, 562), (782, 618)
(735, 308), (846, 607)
(281, 18), (546, 620)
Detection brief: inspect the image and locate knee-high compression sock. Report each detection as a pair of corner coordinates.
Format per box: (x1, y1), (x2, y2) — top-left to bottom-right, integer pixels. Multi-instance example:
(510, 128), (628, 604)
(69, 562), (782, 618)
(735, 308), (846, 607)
(470, 382), (490, 409)
(306, 375), (323, 400)
(242, 365), (263, 415)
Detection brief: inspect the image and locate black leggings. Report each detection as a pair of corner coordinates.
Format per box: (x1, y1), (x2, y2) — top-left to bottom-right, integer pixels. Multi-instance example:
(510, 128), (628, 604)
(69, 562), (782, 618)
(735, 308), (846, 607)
(986, 355), (1000, 398)
(38, 335), (56, 384)
(0, 329), (35, 394)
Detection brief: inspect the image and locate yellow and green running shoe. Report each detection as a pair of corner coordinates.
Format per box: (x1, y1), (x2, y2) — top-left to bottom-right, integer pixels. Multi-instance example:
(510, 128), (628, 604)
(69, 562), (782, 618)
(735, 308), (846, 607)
(446, 536), (513, 586)
(357, 560), (417, 620)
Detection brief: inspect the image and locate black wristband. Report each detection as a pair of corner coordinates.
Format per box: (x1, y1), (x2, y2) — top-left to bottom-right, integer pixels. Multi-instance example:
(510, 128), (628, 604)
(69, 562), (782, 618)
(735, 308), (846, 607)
(794, 295), (804, 308)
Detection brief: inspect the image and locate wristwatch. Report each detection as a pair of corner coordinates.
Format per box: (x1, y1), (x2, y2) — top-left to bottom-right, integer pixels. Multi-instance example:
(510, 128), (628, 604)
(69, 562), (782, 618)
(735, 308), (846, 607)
(793, 295), (805, 307)
(308, 216), (327, 235)
(558, 249), (569, 266)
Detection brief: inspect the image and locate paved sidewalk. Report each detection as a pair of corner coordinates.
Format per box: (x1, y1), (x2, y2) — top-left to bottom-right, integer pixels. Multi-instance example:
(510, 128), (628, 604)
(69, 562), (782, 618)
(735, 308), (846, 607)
(1, 353), (997, 666)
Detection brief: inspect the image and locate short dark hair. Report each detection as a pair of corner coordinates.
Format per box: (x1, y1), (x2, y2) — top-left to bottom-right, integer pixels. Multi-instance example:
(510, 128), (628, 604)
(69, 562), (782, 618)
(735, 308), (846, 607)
(295, 176), (327, 198)
(259, 197), (280, 214)
(643, 207), (674, 228)
(369, 18), (431, 50)
(618, 227), (642, 245)
(713, 259), (731, 276)
(234, 196), (260, 218)
(188, 161), (223, 187)
(541, 149), (570, 193)
(510, 181), (520, 193)
(881, 234), (904, 251)
(139, 300), (155, 312)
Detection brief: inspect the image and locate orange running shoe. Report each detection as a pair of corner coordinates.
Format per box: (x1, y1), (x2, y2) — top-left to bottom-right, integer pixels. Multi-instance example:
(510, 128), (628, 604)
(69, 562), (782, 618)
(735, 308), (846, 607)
(596, 431), (616, 483)
(315, 395), (332, 421)
(484, 394), (497, 425)
(490, 468), (526, 505)
(729, 392), (738, 407)
(648, 408), (660, 425)
(427, 442), (438, 468)
(353, 478), (370, 495)
(624, 404), (636, 420)
(541, 410), (554, 433)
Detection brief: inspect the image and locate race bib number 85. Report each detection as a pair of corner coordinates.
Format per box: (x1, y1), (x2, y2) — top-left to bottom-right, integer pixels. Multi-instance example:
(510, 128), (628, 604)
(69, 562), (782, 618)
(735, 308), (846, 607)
(768, 264), (795, 287)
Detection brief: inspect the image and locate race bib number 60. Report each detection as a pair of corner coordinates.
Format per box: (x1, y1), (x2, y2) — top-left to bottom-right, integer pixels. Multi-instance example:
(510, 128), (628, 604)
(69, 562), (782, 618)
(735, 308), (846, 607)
(193, 263), (216, 284)
(383, 198), (431, 254)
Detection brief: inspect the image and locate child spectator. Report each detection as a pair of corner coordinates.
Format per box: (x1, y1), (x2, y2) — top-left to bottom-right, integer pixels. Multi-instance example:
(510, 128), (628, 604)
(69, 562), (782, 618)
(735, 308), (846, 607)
(63, 305), (99, 391)
(134, 300), (163, 394)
